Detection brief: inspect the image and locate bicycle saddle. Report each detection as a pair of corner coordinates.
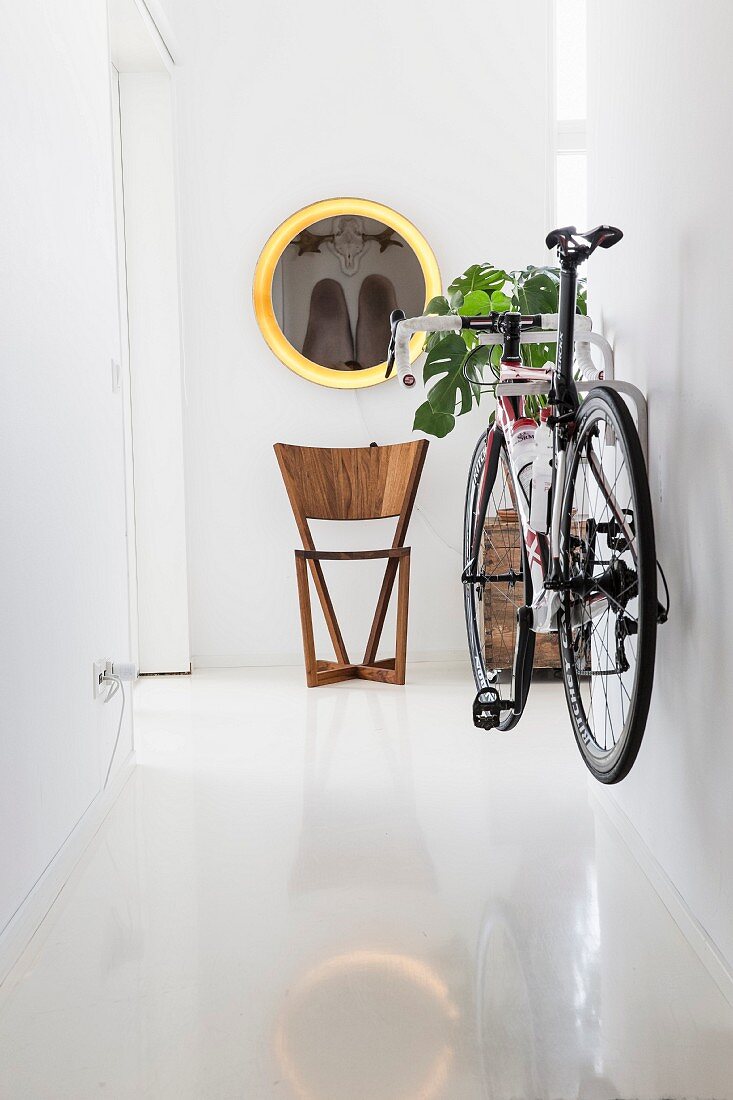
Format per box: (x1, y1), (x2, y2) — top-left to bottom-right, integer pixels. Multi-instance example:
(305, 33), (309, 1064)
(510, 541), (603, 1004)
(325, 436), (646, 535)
(546, 224), (623, 260)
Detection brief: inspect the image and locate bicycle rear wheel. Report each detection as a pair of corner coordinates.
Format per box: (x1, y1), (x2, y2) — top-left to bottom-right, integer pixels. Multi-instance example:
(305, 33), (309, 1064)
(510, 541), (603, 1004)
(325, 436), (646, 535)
(464, 430), (534, 731)
(558, 386), (657, 783)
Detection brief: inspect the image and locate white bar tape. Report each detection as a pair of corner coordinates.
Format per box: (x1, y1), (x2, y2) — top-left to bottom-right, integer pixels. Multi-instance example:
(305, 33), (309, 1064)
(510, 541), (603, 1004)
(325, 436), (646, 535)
(394, 314), (461, 387)
(539, 313), (592, 334)
(540, 313), (599, 379)
(575, 341), (600, 381)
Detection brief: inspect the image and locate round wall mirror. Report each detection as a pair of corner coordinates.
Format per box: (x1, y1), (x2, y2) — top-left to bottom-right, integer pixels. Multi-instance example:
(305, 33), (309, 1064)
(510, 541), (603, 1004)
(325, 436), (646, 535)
(253, 198), (441, 388)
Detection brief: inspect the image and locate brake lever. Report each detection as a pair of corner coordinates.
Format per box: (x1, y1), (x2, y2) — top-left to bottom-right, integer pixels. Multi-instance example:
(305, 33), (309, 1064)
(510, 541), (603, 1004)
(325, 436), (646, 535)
(385, 308), (405, 378)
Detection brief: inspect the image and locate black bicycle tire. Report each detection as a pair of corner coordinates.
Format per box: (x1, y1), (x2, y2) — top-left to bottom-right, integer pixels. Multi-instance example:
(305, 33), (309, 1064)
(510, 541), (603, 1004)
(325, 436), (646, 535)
(463, 430), (535, 731)
(558, 386), (657, 783)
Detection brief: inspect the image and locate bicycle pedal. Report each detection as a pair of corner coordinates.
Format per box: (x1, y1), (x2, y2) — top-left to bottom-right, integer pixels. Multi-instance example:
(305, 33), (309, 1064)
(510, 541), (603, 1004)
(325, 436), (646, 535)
(472, 688), (506, 730)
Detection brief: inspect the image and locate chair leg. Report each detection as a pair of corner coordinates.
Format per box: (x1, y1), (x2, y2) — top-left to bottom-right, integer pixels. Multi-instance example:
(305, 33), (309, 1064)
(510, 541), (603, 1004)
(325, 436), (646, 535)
(295, 554), (318, 687)
(297, 549), (411, 688)
(363, 558), (399, 666)
(394, 551), (410, 685)
(308, 559), (350, 666)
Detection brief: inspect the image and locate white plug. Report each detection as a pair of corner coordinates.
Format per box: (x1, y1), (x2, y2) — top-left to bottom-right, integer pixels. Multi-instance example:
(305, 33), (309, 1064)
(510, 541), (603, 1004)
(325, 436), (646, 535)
(109, 661), (138, 682)
(94, 659), (138, 699)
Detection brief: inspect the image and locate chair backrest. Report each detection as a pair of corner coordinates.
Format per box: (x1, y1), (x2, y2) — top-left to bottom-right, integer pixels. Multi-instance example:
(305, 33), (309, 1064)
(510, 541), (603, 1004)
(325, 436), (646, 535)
(274, 440), (428, 538)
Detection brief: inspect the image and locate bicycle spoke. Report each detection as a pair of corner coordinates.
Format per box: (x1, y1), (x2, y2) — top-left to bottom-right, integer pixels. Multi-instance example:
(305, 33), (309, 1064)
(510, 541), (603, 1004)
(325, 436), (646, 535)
(566, 405), (640, 757)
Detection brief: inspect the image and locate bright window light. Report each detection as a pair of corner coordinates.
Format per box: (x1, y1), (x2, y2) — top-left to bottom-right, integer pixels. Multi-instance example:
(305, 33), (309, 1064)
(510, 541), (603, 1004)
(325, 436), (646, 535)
(556, 153), (587, 230)
(554, 0), (587, 228)
(556, 0), (587, 121)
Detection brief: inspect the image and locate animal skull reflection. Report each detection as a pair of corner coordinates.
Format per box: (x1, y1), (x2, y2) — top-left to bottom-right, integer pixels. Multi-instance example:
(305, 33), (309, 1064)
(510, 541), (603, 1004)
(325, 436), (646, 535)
(292, 216), (403, 275)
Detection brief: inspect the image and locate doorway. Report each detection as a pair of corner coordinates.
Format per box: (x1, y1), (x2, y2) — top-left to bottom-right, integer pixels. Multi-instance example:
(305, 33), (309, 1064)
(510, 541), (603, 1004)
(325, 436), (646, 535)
(108, 0), (190, 674)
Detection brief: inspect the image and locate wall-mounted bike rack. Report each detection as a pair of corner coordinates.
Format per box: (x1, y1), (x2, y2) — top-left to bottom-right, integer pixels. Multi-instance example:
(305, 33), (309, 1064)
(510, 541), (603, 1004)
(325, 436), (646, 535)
(477, 329), (649, 464)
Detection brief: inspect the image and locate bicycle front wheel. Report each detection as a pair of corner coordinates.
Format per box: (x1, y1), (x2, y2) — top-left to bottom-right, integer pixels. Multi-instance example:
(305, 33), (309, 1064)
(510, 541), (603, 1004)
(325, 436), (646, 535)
(558, 386), (657, 783)
(464, 430), (534, 731)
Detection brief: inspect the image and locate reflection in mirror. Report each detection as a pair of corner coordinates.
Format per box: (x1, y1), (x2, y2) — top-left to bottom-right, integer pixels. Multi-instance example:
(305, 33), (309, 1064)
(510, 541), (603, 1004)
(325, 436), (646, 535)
(272, 216), (426, 371)
(254, 199), (440, 388)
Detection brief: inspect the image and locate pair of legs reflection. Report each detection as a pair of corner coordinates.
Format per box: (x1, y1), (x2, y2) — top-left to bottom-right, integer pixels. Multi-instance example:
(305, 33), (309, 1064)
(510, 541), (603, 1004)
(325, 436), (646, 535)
(302, 274), (397, 370)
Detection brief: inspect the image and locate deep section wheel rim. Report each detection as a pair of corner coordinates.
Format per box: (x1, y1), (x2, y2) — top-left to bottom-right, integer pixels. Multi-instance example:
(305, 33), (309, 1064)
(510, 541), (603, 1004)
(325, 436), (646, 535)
(464, 435), (530, 728)
(559, 392), (656, 774)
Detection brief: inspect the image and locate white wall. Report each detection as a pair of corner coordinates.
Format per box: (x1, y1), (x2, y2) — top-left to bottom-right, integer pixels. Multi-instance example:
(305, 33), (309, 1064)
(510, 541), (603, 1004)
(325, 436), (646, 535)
(0, 4), (132, 948)
(588, 0), (733, 971)
(164, 0), (553, 666)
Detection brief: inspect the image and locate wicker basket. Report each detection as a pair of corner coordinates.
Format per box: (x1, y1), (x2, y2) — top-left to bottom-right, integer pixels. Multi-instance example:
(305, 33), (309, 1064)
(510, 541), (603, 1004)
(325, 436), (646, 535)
(482, 511), (560, 670)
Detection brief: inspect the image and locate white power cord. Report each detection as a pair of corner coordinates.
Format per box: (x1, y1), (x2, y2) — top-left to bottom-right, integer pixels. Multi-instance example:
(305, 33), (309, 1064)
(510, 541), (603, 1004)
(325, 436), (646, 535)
(102, 673), (126, 790)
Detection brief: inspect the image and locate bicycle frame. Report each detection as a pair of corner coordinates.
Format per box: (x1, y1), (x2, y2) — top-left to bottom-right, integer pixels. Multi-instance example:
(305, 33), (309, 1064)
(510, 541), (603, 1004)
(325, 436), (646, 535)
(387, 225), (646, 711)
(389, 224), (665, 764)
(467, 264), (582, 637)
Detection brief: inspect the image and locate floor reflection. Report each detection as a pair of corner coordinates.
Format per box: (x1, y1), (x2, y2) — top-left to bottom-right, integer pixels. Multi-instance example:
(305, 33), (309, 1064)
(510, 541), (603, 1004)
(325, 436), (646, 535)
(475, 909), (540, 1098)
(289, 691), (436, 894)
(275, 950), (457, 1100)
(278, 687), (467, 1098)
(0, 670), (732, 1099)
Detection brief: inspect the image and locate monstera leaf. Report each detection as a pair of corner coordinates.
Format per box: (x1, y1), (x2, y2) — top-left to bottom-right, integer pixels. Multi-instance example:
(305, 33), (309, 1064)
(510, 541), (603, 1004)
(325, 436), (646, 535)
(423, 333), (474, 415)
(424, 295), (450, 315)
(513, 268), (560, 314)
(457, 289), (513, 350)
(510, 268), (558, 368)
(488, 290), (512, 313)
(460, 343), (494, 388)
(511, 266), (587, 368)
(447, 264), (508, 300)
(413, 401), (455, 438)
(411, 334), (473, 436)
(458, 289), (492, 316)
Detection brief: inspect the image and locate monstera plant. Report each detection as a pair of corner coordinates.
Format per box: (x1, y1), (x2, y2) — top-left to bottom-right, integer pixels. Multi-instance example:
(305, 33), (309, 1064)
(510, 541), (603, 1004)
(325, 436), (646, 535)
(413, 263), (587, 437)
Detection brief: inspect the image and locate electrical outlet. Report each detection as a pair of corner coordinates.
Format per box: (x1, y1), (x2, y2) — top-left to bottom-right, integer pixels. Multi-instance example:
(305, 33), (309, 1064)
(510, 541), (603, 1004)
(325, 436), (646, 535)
(93, 659), (107, 700)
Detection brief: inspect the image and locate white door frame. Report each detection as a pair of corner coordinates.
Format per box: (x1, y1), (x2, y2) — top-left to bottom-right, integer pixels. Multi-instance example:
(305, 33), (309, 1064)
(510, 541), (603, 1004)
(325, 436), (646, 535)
(110, 63), (140, 672)
(108, 0), (190, 674)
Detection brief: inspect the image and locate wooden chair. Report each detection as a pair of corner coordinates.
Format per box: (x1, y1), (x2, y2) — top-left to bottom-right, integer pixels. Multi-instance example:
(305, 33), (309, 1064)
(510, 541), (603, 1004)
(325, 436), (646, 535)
(274, 440), (429, 687)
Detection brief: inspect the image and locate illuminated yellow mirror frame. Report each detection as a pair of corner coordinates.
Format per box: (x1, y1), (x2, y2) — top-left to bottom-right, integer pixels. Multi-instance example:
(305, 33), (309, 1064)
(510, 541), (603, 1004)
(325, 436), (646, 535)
(252, 198), (441, 389)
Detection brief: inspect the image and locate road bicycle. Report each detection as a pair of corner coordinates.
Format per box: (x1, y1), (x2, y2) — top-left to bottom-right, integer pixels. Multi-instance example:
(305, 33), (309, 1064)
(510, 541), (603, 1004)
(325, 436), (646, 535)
(387, 225), (668, 783)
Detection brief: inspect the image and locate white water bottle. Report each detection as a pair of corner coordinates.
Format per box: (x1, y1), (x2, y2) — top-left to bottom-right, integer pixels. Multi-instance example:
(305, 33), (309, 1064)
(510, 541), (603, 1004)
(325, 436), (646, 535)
(530, 410), (553, 533)
(508, 420), (537, 506)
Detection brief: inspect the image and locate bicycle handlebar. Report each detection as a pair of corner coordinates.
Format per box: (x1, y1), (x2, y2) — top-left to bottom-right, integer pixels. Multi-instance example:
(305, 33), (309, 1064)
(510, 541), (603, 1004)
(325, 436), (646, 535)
(386, 311), (462, 387)
(386, 311), (598, 388)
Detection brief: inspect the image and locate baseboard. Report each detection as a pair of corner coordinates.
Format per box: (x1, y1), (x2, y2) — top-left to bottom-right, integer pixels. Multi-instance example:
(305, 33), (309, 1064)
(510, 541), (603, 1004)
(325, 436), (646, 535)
(191, 650), (468, 670)
(0, 753), (136, 990)
(591, 787), (733, 1008)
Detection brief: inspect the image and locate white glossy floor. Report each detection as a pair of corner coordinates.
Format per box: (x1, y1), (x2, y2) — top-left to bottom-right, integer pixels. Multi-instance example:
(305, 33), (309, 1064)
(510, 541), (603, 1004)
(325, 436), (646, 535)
(1, 665), (733, 1099)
